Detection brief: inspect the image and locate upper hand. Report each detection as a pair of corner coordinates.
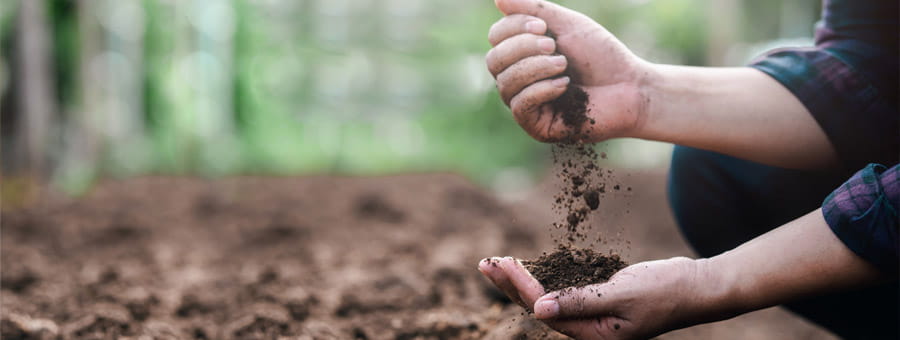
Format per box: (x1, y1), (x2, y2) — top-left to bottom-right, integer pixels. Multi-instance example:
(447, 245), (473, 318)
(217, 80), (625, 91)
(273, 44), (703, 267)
(486, 0), (651, 143)
(478, 256), (731, 340)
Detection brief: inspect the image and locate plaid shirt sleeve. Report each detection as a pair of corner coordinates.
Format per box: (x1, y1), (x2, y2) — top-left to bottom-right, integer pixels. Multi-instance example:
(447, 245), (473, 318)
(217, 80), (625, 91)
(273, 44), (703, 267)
(749, 48), (899, 172)
(822, 163), (899, 274)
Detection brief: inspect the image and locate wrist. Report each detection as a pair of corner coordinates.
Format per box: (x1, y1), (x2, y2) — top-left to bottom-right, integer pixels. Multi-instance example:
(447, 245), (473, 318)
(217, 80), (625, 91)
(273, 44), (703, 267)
(691, 256), (747, 321)
(631, 61), (666, 140)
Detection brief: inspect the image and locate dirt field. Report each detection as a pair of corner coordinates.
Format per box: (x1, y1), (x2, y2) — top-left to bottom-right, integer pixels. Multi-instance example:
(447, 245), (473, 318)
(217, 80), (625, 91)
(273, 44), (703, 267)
(1, 171), (837, 339)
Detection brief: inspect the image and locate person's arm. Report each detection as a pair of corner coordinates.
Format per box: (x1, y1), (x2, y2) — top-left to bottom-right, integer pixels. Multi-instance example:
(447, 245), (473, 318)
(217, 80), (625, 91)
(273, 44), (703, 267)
(637, 65), (838, 169)
(704, 209), (886, 314)
(487, 0), (839, 169)
(711, 164), (900, 311)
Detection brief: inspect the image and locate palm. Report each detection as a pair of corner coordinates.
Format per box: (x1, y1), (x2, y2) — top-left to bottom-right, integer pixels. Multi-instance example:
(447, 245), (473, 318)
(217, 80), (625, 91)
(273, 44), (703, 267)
(479, 256), (706, 340)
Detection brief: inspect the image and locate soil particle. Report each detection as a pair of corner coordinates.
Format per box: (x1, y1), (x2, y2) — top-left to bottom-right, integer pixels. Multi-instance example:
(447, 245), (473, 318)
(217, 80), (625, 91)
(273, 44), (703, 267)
(523, 246), (627, 292)
(584, 189), (600, 210)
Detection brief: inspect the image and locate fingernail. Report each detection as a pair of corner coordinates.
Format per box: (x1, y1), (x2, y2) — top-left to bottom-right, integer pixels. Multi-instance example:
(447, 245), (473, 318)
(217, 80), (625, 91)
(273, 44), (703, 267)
(525, 20), (544, 34)
(536, 299), (559, 318)
(550, 55), (566, 67)
(537, 38), (555, 53)
(552, 76), (570, 87)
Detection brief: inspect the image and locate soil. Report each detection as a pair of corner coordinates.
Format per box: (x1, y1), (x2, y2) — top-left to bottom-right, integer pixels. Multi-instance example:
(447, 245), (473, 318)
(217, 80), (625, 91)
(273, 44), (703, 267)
(523, 246), (627, 293)
(533, 41), (629, 292)
(523, 142), (629, 292)
(0, 175), (571, 340)
(0, 173), (840, 340)
(549, 86), (590, 137)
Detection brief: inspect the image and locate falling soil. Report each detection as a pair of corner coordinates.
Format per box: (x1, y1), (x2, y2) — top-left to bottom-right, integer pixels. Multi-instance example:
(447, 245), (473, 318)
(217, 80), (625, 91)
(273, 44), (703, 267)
(523, 245), (627, 292)
(520, 140), (630, 293)
(527, 46), (629, 291)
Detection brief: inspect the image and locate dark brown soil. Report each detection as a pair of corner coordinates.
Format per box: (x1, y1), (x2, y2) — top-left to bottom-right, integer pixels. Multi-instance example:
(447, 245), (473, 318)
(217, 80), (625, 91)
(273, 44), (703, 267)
(549, 86), (590, 136)
(0, 175), (571, 340)
(545, 28), (592, 143)
(523, 246), (627, 293)
(524, 133), (628, 295)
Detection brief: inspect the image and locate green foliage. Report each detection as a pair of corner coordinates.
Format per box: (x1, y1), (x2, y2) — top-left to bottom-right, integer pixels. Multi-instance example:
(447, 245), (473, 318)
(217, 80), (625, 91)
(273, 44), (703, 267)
(3, 0), (819, 191)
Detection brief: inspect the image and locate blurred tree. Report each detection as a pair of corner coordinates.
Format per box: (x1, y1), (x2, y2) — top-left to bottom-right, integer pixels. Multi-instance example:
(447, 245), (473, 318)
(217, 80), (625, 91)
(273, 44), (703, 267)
(0, 0), (824, 193)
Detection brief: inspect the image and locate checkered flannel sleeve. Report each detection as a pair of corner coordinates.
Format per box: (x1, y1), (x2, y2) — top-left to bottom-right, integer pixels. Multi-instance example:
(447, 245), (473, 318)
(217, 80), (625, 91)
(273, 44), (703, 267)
(749, 48), (898, 172)
(822, 163), (899, 274)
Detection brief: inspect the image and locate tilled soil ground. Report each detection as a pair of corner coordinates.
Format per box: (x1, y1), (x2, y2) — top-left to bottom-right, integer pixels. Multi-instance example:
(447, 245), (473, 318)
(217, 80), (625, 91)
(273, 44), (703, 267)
(1, 172), (838, 340)
(1, 174), (566, 340)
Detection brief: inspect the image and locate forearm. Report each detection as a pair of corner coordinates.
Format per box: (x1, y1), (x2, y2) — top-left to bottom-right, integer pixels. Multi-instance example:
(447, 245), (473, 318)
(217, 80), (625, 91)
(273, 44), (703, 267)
(637, 64), (838, 169)
(704, 209), (886, 314)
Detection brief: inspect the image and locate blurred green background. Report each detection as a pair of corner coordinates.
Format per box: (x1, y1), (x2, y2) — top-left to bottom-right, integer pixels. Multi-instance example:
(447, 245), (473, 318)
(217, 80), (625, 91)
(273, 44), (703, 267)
(0, 0), (820, 194)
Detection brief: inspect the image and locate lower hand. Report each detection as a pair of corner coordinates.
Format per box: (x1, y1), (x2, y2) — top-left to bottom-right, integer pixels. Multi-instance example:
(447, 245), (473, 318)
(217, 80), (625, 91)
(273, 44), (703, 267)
(478, 256), (731, 340)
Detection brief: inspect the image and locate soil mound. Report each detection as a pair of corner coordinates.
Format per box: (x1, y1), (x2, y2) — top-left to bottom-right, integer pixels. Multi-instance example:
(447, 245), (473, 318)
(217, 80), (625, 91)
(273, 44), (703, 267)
(524, 246), (627, 292)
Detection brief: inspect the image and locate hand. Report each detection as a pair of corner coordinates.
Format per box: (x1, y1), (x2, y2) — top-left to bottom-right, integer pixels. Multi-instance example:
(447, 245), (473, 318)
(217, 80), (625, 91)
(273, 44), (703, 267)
(478, 256), (732, 340)
(486, 0), (651, 143)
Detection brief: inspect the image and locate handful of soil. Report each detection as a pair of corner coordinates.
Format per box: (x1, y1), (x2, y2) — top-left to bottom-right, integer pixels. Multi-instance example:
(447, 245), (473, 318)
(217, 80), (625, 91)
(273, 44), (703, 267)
(529, 141), (630, 293)
(523, 245), (627, 292)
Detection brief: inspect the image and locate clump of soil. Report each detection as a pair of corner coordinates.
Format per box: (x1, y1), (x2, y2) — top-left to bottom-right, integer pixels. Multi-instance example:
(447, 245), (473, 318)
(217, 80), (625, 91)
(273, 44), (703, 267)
(524, 245), (627, 292)
(545, 28), (593, 143)
(550, 86), (590, 137)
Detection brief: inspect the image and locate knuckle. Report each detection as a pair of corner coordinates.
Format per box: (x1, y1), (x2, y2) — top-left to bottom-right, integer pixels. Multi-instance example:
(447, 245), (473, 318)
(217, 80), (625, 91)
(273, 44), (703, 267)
(485, 50), (499, 75)
(496, 81), (511, 100)
(488, 22), (502, 45)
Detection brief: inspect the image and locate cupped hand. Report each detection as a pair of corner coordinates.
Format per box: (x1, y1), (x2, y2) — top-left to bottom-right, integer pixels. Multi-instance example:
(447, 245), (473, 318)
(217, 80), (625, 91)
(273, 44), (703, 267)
(486, 0), (652, 143)
(478, 256), (731, 340)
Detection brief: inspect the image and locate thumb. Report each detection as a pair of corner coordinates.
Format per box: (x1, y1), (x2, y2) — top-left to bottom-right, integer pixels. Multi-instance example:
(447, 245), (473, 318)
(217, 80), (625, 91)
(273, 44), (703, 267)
(533, 284), (618, 319)
(494, 0), (589, 33)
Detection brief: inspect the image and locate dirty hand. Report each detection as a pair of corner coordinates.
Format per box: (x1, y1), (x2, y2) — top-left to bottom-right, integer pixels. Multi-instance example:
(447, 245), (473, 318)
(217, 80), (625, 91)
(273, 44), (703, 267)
(478, 256), (731, 340)
(486, 0), (649, 143)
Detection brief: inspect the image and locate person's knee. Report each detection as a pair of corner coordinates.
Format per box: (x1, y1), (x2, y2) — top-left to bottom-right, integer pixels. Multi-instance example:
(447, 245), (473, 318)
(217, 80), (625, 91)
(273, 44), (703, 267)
(667, 146), (745, 257)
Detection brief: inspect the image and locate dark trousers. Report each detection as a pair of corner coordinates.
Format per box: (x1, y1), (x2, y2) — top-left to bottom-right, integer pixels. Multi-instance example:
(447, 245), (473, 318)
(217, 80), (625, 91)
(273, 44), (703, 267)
(668, 146), (899, 340)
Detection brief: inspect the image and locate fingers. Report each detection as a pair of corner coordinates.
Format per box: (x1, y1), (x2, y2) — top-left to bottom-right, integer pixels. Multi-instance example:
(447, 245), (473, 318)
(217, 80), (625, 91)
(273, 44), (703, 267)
(480, 257), (611, 339)
(495, 0), (584, 33)
(478, 258), (527, 307)
(488, 14), (546, 46)
(534, 284), (619, 320)
(497, 55), (567, 104)
(508, 77), (569, 141)
(497, 256), (545, 305)
(486, 33), (556, 76)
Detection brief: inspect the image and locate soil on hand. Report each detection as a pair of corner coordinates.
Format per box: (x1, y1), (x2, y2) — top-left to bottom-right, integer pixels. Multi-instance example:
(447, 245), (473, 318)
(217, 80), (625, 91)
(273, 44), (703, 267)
(523, 245), (627, 292)
(549, 86), (590, 138)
